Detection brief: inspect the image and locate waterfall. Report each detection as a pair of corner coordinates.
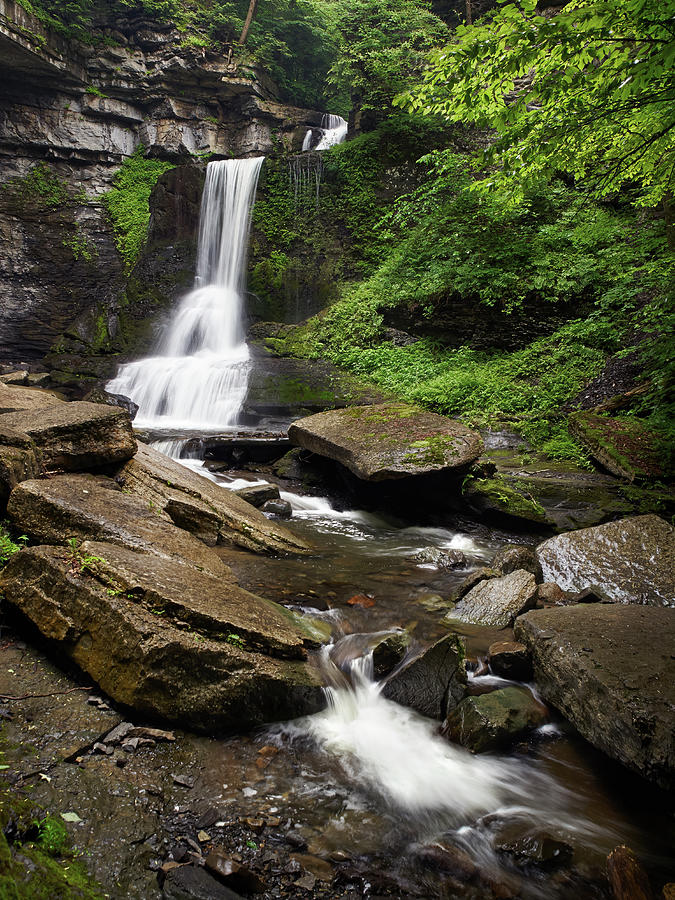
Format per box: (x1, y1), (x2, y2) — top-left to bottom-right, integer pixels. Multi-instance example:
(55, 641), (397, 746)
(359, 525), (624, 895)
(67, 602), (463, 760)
(301, 113), (348, 153)
(107, 157), (264, 433)
(315, 113), (348, 150)
(289, 153), (324, 210)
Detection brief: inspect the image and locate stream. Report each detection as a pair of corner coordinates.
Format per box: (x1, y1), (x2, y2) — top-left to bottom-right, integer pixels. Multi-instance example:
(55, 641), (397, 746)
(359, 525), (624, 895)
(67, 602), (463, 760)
(150, 454), (673, 898)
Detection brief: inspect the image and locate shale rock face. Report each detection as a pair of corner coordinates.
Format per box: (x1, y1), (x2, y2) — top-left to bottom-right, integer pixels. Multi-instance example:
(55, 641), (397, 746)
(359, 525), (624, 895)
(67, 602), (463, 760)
(288, 403), (483, 482)
(535, 515), (674, 606)
(515, 605), (675, 788)
(0, 401), (136, 471)
(0, 424), (41, 509)
(0, 544), (324, 731)
(117, 442), (311, 556)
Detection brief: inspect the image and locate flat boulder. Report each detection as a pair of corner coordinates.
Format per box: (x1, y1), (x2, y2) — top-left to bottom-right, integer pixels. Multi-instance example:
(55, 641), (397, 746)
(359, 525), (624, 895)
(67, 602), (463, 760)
(0, 401), (136, 470)
(7, 474), (230, 578)
(535, 514), (674, 606)
(515, 605), (675, 788)
(381, 633), (466, 719)
(288, 403), (483, 482)
(0, 544), (323, 732)
(0, 381), (64, 413)
(448, 570), (537, 628)
(116, 442), (311, 555)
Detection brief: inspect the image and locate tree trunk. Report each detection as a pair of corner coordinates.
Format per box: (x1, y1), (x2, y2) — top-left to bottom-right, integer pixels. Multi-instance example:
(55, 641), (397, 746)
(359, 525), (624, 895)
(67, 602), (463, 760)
(238, 0), (259, 45)
(466, 0), (472, 26)
(664, 192), (675, 251)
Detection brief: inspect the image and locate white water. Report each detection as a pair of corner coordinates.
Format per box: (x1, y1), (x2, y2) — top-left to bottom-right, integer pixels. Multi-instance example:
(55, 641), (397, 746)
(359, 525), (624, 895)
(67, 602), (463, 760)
(304, 113), (347, 152)
(107, 157), (264, 432)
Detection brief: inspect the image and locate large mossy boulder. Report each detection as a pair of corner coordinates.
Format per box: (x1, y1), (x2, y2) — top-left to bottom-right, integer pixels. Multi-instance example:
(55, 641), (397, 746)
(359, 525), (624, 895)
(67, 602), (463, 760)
(443, 686), (548, 752)
(535, 514), (674, 606)
(288, 402), (483, 482)
(569, 411), (672, 482)
(448, 570), (537, 628)
(463, 447), (673, 532)
(515, 605), (675, 788)
(0, 544), (324, 732)
(0, 401), (136, 471)
(116, 442), (311, 556)
(381, 633), (466, 719)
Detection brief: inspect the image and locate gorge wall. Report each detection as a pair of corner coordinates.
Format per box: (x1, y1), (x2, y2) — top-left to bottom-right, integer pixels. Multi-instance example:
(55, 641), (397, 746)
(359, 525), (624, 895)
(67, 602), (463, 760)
(0, 0), (322, 381)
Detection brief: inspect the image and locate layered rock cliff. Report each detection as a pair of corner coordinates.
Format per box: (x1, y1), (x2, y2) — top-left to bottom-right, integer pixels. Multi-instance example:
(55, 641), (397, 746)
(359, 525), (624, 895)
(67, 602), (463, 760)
(0, 0), (321, 376)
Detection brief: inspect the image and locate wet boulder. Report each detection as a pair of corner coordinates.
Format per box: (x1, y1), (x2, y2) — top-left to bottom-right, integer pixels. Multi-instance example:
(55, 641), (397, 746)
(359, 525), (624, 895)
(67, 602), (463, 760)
(491, 544), (536, 576)
(442, 686), (547, 752)
(234, 483), (280, 508)
(288, 402), (483, 482)
(413, 547), (467, 569)
(83, 387), (139, 420)
(381, 632), (466, 719)
(0, 400), (136, 471)
(116, 442), (311, 555)
(448, 570), (537, 628)
(450, 567), (500, 602)
(163, 863), (246, 899)
(498, 833), (573, 870)
(535, 514), (674, 606)
(0, 543), (324, 732)
(261, 498), (292, 518)
(515, 605), (675, 788)
(372, 631), (410, 678)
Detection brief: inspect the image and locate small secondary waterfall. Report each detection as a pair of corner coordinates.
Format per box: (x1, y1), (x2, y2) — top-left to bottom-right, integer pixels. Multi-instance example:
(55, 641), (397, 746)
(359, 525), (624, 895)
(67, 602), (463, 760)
(301, 113), (348, 152)
(107, 157), (264, 433)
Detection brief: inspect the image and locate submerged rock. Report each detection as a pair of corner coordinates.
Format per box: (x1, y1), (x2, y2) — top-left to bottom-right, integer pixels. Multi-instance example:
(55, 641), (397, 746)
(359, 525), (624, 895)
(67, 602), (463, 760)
(449, 570), (537, 628)
(0, 543), (324, 732)
(261, 498), (292, 518)
(413, 547), (467, 569)
(381, 632), (466, 719)
(442, 686), (547, 752)
(606, 845), (653, 900)
(116, 442), (310, 555)
(0, 400), (136, 471)
(535, 514), (674, 606)
(498, 833), (573, 870)
(288, 402), (483, 482)
(515, 605), (675, 788)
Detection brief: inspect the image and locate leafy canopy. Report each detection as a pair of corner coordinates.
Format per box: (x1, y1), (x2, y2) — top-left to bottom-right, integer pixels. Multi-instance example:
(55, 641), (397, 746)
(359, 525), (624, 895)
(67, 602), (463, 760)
(399, 0), (675, 207)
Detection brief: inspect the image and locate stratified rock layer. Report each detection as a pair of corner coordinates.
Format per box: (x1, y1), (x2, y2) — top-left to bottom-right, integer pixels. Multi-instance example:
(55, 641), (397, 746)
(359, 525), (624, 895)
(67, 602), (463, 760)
(535, 514), (674, 606)
(117, 442), (311, 555)
(288, 403), (483, 482)
(0, 400), (136, 470)
(0, 544), (323, 731)
(515, 605), (675, 788)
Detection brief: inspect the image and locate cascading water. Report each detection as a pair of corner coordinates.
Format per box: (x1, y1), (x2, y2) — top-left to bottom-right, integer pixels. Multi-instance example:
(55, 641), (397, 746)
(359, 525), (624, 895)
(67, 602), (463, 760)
(315, 113), (348, 149)
(107, 157), (264, 434)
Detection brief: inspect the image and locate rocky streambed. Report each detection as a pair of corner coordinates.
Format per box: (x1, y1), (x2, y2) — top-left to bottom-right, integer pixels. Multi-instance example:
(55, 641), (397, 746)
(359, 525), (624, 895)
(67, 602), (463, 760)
(0, 383), (673, 899)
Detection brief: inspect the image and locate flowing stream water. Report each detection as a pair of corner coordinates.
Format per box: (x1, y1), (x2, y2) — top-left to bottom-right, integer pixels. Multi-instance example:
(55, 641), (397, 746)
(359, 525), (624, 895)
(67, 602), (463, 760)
(107, 154), (673, 896)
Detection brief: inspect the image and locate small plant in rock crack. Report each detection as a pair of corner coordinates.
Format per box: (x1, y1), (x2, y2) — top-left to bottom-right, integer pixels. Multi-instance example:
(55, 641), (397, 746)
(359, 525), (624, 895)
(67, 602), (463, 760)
(65, 537), (105, 576)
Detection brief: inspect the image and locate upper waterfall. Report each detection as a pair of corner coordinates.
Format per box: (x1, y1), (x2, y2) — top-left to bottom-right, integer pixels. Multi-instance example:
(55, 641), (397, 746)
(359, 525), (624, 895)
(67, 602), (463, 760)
(302, 114), (348, 152)
(107, 157), (264, 433)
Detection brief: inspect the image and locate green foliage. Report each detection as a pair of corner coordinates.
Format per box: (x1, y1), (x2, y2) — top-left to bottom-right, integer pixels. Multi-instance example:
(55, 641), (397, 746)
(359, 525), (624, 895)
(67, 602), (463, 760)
(225, 632), (245, 649)
(401, 0), (675, 208)
(326, 0), (449, 117)
(4, 163), (69, 210)
(84, 85), (107, 98)
(65, 538), (104, 576)
(62, 229), (96, 262)
(104, 148), (175, 272)
(0, 524), (26, 568)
